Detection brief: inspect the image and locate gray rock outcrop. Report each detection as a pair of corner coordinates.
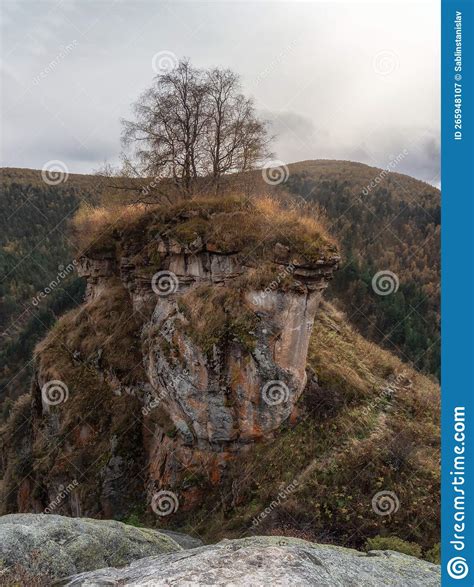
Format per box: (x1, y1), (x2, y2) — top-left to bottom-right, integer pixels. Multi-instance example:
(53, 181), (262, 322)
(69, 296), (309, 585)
(0, 514), (181, 582)
(60, 536), (440, 586)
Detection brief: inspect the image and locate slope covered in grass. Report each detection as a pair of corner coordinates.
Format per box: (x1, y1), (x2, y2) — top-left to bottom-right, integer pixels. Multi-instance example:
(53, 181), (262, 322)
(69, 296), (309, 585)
(280, 160), (440, 377)
(181, 302), (439, 557)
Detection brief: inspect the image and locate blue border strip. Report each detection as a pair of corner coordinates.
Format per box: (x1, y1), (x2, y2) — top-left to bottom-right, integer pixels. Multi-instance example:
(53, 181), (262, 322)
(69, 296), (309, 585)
(442, 0), (474, 584)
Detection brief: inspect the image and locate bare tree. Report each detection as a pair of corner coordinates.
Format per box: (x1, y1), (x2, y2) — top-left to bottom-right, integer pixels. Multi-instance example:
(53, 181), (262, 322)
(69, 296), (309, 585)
(122, 60), (208, 195)
(204, 67), (270, 193)
(121, 59), (271, 198)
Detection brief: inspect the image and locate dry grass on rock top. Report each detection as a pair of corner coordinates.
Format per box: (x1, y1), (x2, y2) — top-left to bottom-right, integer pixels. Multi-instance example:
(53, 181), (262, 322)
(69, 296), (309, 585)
(72, 194), (337, 265)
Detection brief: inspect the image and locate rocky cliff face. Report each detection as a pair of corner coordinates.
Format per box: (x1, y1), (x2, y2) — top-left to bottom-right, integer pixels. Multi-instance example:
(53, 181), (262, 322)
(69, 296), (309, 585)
(79, 234), (335, 450)
(1, 197), (339, 519)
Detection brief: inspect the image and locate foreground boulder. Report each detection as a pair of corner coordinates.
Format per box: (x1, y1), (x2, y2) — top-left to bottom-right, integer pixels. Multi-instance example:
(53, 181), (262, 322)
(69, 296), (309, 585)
(61, 536), (440, 586)
(0, 514), (181, 582)
(157, 529), (203, 550)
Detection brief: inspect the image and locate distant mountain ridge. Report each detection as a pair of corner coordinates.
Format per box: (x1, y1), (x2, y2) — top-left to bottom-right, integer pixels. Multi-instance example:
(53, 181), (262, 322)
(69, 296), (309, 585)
(283, 159), (440, 377)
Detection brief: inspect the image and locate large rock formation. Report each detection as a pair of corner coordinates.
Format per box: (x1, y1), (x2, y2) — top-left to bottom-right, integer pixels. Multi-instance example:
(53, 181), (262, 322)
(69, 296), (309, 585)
(0, 197), (339, 519)
(79, 219), (336, 452)
(61, 535), (440, 586)
(0, 513), (182, 582)
(0, 515), (440, 586)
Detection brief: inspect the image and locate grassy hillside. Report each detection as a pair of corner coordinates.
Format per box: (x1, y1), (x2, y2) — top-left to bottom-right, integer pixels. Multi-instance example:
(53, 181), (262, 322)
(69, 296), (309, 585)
(177, 301), (439, 558)
(281, 160), (440, 377)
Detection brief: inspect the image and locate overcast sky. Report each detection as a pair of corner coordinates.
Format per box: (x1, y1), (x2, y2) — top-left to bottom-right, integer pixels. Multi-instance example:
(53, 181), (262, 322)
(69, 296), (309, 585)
(1, 0), (440, 185)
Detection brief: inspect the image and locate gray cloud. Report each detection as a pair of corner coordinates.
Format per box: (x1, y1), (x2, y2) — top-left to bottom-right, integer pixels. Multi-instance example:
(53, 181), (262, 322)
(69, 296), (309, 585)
(1, 1), (439, 184)
(265, 111), (440, 186)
